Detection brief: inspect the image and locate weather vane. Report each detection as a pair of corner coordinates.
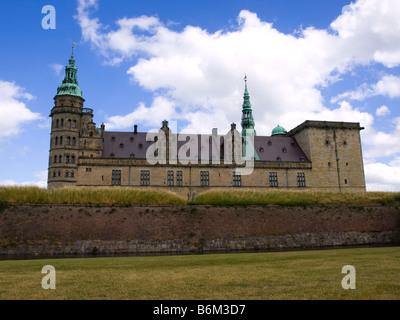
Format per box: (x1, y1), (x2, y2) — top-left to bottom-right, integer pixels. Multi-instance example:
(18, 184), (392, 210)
(72, 42), (77, 56)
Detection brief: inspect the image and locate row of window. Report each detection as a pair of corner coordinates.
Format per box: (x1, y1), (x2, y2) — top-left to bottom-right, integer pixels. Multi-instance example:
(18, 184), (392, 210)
(55, 118), (77, 129)
(109, 170), (306, 188)
(53, 154), (76, 164)
(52, 170), (75, 178)
(53, 136), (76, 146)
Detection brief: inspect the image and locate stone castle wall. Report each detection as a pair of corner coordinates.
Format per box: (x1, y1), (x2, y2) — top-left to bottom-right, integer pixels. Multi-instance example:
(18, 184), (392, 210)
(1, 204), (398, 257)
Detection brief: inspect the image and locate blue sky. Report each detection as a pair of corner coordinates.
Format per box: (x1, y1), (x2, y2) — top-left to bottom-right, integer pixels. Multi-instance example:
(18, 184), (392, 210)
(0, 0), (399, 191)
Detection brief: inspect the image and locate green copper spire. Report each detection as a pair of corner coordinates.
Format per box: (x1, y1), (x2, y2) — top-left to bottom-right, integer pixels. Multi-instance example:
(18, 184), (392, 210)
(241, 75), (256, 137)
(56, 46), (83, 98)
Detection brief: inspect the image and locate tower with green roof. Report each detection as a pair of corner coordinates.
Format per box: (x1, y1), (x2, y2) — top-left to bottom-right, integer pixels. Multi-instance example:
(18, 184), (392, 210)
(48, 47), (103, 189)
(240, 76), (259, 160)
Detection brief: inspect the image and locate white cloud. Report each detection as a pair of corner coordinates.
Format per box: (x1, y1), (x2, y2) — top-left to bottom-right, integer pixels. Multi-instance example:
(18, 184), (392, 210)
(104, 96), (177, 130)
(332, 75), (400, 103)
(0, 80), (41, 140)
(49, 63), (64, 77)
(364, 159), (400, 191)
(376, 105), (390, 117)
(0, 170), (48, 189)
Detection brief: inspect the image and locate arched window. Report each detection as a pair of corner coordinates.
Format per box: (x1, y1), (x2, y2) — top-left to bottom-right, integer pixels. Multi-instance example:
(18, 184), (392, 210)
(65, 171), (69, 178)
(55, 137), (58, 145)
(60, 136), (63, 145)
(56, 119), (59, 128)
(71, 155), (75, 164)
(67, 137), (71, 145)
(66, 155), (70, 164)
(59, 155), (62, 163)
(67, 119), (71, 127)
(54, 155), (57, 163)
(72, 137), (76, 146)
(71, 171), (75, 178)
(61, 119), (64, 127)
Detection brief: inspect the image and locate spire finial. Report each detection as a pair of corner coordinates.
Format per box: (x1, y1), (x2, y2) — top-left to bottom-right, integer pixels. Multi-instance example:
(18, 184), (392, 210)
(72, 42), (77, 58)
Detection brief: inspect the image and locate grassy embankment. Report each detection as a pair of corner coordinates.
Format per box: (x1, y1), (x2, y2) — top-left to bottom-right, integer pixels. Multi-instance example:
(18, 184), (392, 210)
(1, 186), (400, 206)
(0, 246), (399, 300)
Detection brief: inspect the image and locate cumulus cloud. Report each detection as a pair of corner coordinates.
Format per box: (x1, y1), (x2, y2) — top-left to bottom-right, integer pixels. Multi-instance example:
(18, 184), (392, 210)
(332, 75), (400, 103)
(376, 105), (390, 117)
(0, 171), (48, 189)
(0, 80), (41, 140)
(105, 96), (177, 130)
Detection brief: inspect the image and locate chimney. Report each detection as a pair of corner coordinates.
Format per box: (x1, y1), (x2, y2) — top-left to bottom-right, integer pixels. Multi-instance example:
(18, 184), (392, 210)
(134, 125), (138, 134)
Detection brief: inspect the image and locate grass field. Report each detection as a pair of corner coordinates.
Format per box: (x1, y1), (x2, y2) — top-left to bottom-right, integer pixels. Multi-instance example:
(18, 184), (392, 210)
(0, 247), (399, 300)
(1, 186), (400, 206)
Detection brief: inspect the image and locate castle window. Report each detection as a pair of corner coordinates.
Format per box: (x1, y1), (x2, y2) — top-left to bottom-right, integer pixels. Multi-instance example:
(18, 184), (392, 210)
(346, 162), (349, 166)
(176, 171), (183, 186)
(297, 172), (306, 188)
(53, 171), (56, 177)
(55, 137), (58, 145)
(71, 171), (74, 178)
(61, 119), (64, 127)
(328, 162), (331, 167)
(71, 156), (75, 164)
(86, 168), (92, 172)
(60, 136), (63, 145)
(233, 172), (241, 187)
(269, 172), (278, 187)
(66, 155), (70, 164)
(59, 155), (62, 163)
(72, 137), (76, 146)
(54, 155), (57, 163)
(167, 170), (174, 186)
(67, 119), (71, 127)
(67, 137), (71, 145)
(56, 119), (59, 128)
(345, 179), (348, 185)
(140, 170), (150, 186)
(344, 141), (347, 145)
(65, 171), (69, 178)
(200, 171), (209, 186)
(112, 170), (121, 186)
(58, 171), (61, 177)
(326, 140), (329, 145)
(73, 120), (76, 128)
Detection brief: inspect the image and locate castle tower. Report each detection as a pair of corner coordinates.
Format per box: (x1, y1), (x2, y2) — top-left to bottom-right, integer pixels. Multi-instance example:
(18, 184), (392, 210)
(47, 47), (104, 189)
(240, 76), (258, 160)
(287, 121), (366, 192)
(240, 76), (256, 137)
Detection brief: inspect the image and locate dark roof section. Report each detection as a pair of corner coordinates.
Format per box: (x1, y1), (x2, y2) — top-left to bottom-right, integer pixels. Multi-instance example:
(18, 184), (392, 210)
(103, 131), (309, 162)
(254, 136), (309, 162)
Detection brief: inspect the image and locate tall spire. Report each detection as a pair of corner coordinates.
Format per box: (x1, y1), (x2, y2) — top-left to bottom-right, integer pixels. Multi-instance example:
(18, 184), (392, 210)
(241, 75), (256, 137)
(56, 45), (83, 98)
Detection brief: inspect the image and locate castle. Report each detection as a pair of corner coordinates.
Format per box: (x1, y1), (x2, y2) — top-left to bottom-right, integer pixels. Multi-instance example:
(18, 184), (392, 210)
(47, 52), (366, 196)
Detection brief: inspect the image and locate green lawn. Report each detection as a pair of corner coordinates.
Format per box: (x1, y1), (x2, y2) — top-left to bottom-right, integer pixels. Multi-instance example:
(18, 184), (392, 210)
(0, 246), (399, 300)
